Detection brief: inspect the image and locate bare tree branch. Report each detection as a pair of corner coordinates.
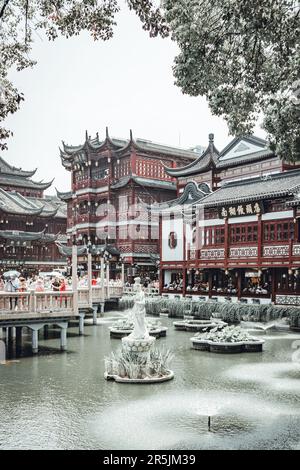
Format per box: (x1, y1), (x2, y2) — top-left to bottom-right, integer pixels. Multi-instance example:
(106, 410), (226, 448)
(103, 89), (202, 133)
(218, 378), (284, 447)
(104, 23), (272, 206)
(0, 0), (10, 20)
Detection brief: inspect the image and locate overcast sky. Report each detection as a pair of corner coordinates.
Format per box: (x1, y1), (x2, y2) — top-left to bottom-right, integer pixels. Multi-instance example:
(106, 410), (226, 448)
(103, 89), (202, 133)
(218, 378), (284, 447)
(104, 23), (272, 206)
(3, 3), (266, 194)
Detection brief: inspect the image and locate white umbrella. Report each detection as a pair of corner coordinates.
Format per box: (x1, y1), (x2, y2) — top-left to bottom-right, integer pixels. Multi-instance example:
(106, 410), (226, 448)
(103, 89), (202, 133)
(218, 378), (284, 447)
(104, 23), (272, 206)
(39, 271), (64, 278)
(3, 270), (20, 278)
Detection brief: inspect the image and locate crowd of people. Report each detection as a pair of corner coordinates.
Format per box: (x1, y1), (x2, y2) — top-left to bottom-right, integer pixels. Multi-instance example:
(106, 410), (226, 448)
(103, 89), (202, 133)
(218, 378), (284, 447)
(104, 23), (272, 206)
(124, 278), (159, 289)
(163, 278), (269, 296)
(0, 273), (124, 295)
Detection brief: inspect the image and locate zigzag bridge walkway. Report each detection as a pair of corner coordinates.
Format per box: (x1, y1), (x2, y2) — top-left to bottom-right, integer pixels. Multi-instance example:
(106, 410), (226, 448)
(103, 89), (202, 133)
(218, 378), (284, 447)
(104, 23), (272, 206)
(0, 286), (123, 354)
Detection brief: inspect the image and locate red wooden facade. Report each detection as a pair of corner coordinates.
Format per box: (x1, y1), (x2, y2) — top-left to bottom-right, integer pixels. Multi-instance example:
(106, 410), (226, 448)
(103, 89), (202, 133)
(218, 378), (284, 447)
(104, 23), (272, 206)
(160, 135), (300, 305)
(0, 156), (67, 274)
(59, 129), (198, 278)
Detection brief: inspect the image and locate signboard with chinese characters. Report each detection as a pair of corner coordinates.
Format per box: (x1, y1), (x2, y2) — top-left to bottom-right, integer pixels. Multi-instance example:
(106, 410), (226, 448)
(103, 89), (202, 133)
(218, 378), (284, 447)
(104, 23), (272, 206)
(218, 201), (264, 219)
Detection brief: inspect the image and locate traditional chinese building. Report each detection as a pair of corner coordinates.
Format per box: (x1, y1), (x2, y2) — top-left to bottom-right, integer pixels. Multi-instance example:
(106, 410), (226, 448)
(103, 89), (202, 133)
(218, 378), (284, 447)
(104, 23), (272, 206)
(58, 128), (199, 279)
(165, 134), (300, 193)
(0, 156), (67, 274)
(159, 135), (300, 305)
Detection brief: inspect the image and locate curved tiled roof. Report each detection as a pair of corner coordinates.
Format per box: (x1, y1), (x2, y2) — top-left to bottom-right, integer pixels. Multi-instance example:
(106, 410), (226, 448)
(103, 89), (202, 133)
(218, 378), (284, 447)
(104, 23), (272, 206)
(0, 173), (54, 190)
(55, 188), (73, 202)
(0, 188), (67, 218)
(164, 135), (276, 177)
(60, 128), (198, 168)
(0, 229), (59, 243)
(217, 149), (275, 168)
(110, 175), (176, 191)
(164, 134), (219, 177)
(142, 181), (211, 212)
(56, 243), (120, 257)
(201, 170), (300, 207)
(0, 156), (37, 178)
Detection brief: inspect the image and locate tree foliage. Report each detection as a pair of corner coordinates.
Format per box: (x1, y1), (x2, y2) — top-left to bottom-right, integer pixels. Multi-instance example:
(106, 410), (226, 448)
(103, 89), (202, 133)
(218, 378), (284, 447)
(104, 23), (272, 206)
(162, 0), (300, 161)
(1, 1), (300, 161)
(0, 0), (168, 149)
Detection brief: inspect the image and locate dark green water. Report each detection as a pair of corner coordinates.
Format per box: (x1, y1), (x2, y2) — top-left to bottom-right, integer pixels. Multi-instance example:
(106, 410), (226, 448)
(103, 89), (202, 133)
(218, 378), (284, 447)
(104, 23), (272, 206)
(0, 313), (300, 450)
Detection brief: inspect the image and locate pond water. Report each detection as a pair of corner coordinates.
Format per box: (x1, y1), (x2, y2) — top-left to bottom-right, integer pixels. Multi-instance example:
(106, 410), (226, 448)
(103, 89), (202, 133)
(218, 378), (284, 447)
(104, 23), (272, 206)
(0, 312), (300, 450)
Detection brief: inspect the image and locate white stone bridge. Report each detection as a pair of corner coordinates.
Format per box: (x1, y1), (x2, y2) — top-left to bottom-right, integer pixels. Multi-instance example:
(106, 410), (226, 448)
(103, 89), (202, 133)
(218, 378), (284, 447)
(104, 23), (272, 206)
(0, 285), (123, 354)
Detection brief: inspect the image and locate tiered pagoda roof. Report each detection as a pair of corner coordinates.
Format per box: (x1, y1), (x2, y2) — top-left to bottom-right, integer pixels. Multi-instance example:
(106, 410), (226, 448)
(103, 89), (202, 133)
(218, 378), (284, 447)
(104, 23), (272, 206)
(164, 135), (274, 177)
(0, 229), (59, 243)
(56, 243), (120, 257)
(110, 175), (176, 191)
(143, 181), (211, 213)
(55, 189), (73, 202)
(0, 155), (53, 191)
(0, 157), (37, 178)
(60, 128), (199, 169)
(0, 188), (67, 218)
(164, 134), (219, 177)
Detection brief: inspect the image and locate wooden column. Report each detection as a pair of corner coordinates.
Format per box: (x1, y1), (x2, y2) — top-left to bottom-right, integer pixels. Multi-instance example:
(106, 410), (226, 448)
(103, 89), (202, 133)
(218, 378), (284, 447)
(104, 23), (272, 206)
(237, 270), (242, 300)
(271, 268), (276, 303)
(87, 251), (93, 308)
(121, 262), (125, 287)
(106, 260), (110, 299)
(159, 214), (163, 294)
(159, 268), (164, 294)
(224, 218), (229, 270)
(294, 208), (298, 242)
(183, 214), (187, 297)
(182, 268), (187, 297)
(257, 214), (263, 269)
(208, 270), (213, 299)
(72, 242), (78, 315)
(101, 256), (105, 302)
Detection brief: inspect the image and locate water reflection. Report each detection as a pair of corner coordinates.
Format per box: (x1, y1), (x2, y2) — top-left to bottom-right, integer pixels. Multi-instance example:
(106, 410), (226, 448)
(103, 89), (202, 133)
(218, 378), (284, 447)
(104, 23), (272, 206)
(0, 313), (299, 449)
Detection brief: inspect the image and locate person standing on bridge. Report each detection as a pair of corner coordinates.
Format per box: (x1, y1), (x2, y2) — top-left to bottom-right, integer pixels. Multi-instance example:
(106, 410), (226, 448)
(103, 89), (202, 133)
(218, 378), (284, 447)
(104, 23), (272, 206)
(5, 275), (20, 310)
(59, 278), (67, 308)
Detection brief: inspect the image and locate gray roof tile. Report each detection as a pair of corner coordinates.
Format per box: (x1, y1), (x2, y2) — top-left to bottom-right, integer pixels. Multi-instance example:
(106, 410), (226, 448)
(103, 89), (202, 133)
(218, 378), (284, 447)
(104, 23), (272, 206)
(201, 170), (300, 207)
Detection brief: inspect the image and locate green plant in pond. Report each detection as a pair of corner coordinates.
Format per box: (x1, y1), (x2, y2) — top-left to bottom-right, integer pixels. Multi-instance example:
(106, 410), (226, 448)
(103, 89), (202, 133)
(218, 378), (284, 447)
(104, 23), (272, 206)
(119, 296), (135, 310)
(195, 325), (257, 343)
(121, 296), (300, 325)
(145, 298), (164, 316)
(111, 317), (162, 331)
(104, 348), (173, 379)
(289, 308), (300, 328)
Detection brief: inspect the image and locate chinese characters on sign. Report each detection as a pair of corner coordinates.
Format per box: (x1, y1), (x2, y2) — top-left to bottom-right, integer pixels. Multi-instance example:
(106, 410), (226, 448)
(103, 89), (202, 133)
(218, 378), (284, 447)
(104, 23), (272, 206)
(219, 202), (264, 219)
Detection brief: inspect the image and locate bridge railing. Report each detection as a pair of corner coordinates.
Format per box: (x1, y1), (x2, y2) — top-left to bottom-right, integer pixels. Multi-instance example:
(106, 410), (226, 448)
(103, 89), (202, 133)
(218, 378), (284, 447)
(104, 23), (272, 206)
(0, 285), (124, 315)
(0, 291), (74, 315)
(91, 286), (105, 302)
(122, 287), (159, 297)
(78, 288), (90, 308)
(109, 286), (123, 298)
(34, 291), (74, 314)
(0, 292), (31, 314)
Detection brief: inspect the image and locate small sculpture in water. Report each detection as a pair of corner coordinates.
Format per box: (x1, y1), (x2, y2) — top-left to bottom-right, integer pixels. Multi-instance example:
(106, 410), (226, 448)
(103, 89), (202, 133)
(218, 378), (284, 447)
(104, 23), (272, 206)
(128, 277), (149, 340)
(104, 277), (174, 383)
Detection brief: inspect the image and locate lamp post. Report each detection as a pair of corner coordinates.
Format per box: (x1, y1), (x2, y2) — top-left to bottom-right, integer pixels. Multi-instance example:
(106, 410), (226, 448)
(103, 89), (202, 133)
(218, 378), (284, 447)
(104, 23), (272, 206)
(105, 251), (112, 300)
(100, 252), (105, 305)
(72, 232), (78, 317)
(120, 255), (125, 287)
(86, 239), (93, 309)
